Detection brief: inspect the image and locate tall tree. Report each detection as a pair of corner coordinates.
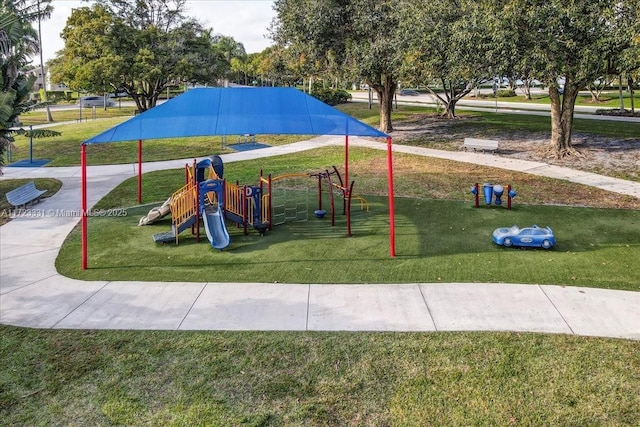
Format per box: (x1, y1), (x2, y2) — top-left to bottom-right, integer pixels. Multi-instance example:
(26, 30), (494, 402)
(50, 3), (226, 112)
(49, 5), (122, 106)
(272, 0), (406, 133)
(211, 34), (246, 83)
(255, 46), (281, 87)
(497, 0), (639, 158)
(99, 0), (186, 31)
(615, 0), (640, 114)
(0, 2), (58, 173)
(11, 0), (53, 122)
(230, 56), (248, 85)
(398, 0), (495, 118)
(212, 35), (246, 62)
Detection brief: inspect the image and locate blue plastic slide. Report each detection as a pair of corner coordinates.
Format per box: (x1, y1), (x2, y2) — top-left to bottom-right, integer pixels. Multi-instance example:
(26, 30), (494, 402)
(202, 204), (230, 250)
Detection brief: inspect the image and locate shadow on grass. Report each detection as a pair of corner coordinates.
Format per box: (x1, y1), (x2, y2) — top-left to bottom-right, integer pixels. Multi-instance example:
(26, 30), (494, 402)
(56, 197), (640, 289)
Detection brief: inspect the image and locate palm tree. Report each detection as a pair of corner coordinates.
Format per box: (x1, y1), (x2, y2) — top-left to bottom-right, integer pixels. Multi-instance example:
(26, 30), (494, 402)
(10, 0), (54, 122)
(1, 3), (58, 173)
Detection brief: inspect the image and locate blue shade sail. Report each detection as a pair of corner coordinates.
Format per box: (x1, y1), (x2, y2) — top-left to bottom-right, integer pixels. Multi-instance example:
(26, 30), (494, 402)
(84, 87), (388, 144)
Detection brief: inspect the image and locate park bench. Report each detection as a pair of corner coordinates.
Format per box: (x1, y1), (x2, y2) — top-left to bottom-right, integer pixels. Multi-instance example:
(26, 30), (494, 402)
(5, 181), (47, 208)
(463, 138), (499, 153)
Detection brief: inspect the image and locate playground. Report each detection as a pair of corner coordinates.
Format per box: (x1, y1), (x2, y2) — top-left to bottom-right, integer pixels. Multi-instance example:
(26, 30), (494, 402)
(3, 87), (639, 289)
(137, 152), (369, 247)
(55, 144), (640, 290)
(2, 97), (639, 426)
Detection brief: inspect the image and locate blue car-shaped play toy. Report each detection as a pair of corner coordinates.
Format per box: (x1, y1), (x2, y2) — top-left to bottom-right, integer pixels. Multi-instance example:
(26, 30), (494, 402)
(492, 225), (556, 249)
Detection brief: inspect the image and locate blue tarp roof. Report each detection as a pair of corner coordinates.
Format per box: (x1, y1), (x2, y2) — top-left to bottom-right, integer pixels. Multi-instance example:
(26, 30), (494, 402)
(84, 87), (388, 144)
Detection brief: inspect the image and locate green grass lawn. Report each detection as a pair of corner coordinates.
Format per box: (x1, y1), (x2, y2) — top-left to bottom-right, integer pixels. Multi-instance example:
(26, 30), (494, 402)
(465, 90), (638, 110)
(3, 102), (639, 426)
(7, 102), (639, 168)
(55, 147), (640, 291)
(7, 117), (307, 167)
(1, 327), (638, 426)
(58, 197), (640, 290)
(346, 102), (640, 139)
(19, 105), (139, 125)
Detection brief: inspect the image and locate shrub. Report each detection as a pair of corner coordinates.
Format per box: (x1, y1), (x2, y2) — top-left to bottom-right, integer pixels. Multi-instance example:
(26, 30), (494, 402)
(497, 89), (516, 97)
(312, 88), (352, 106)
(595, 108), (640, 117)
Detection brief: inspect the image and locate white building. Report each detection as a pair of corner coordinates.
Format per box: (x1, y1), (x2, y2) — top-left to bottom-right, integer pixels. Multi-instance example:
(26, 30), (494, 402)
(26, 66), (68, 93)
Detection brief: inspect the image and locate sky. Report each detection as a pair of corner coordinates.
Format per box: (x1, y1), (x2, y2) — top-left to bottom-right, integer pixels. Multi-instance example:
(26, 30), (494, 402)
(37, 0), (277, 63)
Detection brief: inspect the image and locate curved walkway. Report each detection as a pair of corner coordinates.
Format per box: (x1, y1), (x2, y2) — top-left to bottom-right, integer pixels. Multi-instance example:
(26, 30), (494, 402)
(1, 137), (638, 339)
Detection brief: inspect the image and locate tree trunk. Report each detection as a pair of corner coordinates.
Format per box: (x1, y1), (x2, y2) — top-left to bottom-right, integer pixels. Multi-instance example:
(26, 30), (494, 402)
(37, 13), (53, 123)
(131, 93), (146, 112)
(444, 100), (457, 118)
(523, 80), (531, 100)
(441, 79), (459, 118)
(548, 82), (580, 158)
(628, 77), (635, 115)
(373, 75), (396, 133)
(618, 74), (625, 112)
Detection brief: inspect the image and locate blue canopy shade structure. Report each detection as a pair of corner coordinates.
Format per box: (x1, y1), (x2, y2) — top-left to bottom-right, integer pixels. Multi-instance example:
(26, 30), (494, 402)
(84, 87), (387, 143)
(80, 87), (396, 269)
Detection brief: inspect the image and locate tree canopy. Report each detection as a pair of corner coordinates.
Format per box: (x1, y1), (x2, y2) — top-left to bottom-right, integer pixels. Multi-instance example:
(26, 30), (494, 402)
(399, 0), (495, 118)
(272, 0), (638, 156)
(272, 0), (406, 133)
(0, 1), (58, 172)
(49, 2), (231, 112)
(492, 0), (639, 157)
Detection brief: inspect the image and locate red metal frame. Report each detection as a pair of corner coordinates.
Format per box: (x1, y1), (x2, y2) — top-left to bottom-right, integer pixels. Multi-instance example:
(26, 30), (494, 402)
(137, 139), (142, 203)
(387, 137), (396, 257)
(80, 134), (398, 268)
(81, 144), (87, 270)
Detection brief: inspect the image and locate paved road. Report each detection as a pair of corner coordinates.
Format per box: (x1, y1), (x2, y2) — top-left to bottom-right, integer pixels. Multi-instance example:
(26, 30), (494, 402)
(351, 91), (640, 122)
(1, 136), (639, 339)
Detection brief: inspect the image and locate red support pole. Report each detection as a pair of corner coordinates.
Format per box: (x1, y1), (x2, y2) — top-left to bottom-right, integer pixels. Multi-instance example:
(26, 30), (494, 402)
(317, 174), (322, 210)
(242, 185), (248, 235)
(387, 137), (396, 257)
(196, 181), (200, 242)
(194, 160), (200, 241)
(347, 180), (354, 237)
(81, 144), (88, 270)
(507, 184), (512, 210)
(344, 135), (349, 191)
(137, 139), (142, 203)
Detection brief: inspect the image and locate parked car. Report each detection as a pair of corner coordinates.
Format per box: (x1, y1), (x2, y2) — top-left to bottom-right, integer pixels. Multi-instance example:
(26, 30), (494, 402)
(492, 225), (556, 249)
(398, 89), (420, 96)
(79, 95), (115, 108)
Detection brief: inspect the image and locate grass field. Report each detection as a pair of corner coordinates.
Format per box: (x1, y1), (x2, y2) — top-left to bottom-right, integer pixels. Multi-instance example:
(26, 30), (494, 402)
(7, 117), (307, 167)
(19, 105), (139, 125)
(472, 91), (638, 110)
(52, 146), (640, 290)
(9, 102), (640, 168)
(1, 327), (639, 426)
(2, 101), (639, 426)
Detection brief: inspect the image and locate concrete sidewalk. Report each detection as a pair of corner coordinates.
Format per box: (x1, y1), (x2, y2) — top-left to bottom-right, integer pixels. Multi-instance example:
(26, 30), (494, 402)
(1, 136), (639, 339)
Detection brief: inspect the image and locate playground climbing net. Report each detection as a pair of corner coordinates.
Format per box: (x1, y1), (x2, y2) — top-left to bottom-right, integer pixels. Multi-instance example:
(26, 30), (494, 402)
(271, 174), (312, 226)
